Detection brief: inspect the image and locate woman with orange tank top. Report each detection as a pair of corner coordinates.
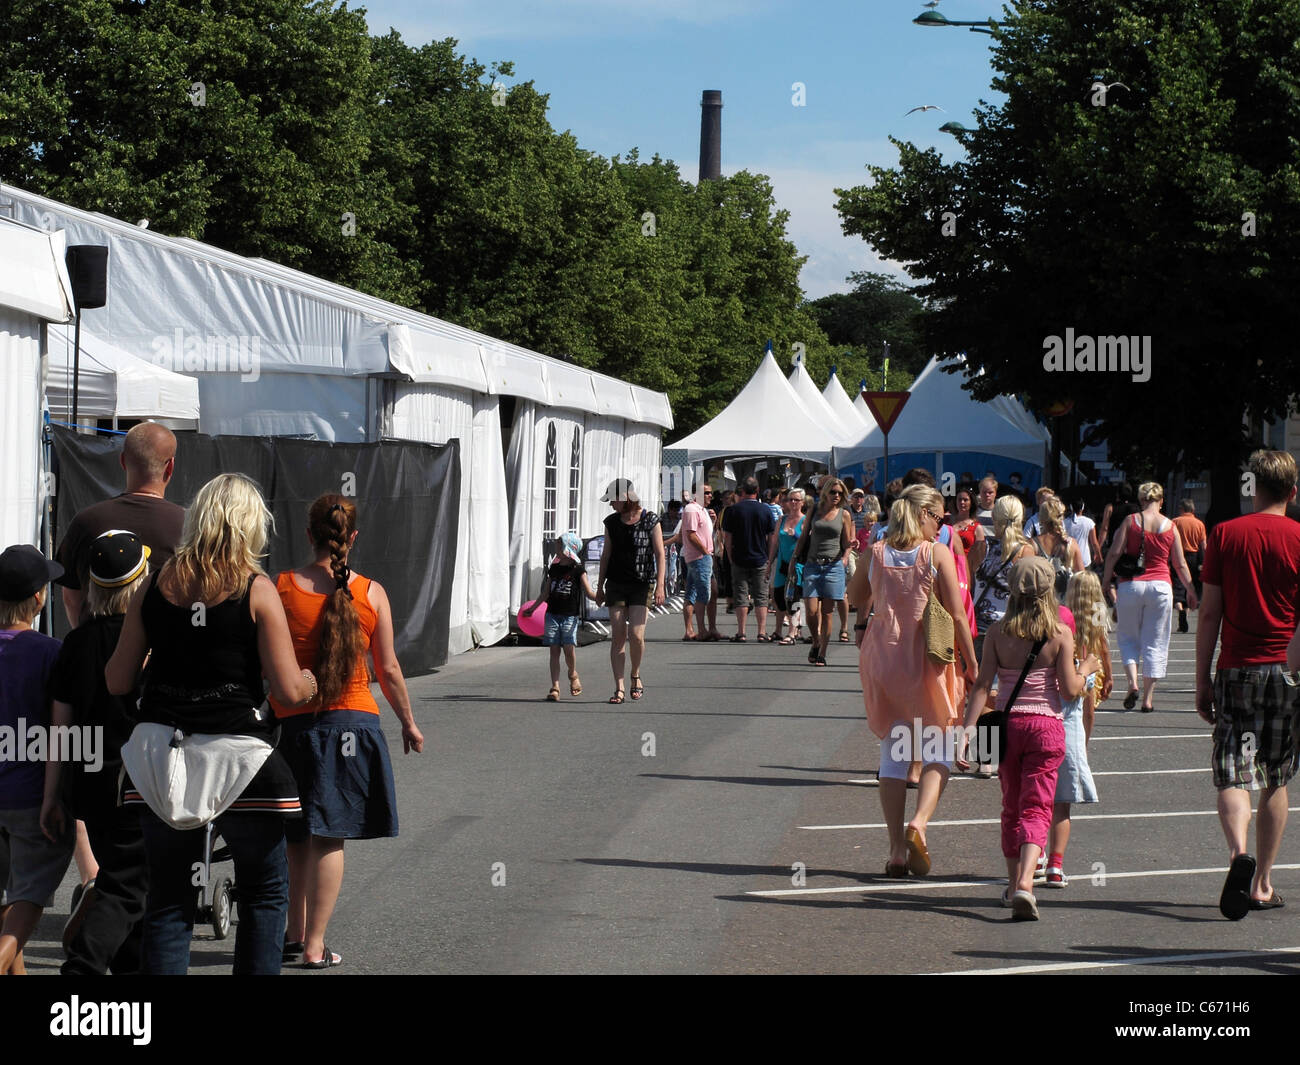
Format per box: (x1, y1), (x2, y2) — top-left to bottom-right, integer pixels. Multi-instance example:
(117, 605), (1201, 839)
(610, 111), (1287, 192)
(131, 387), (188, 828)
(271, 495), (424, 968)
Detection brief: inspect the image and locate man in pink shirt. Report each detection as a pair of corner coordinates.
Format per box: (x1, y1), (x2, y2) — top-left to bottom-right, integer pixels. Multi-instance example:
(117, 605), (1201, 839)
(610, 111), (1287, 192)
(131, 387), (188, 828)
(1198, 450), (1300, 919)
(676, 485), (715, 640)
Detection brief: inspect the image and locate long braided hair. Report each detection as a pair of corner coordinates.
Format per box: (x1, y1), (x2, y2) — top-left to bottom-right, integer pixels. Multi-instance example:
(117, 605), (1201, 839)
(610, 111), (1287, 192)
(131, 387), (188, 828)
(307, 494), (367, 708)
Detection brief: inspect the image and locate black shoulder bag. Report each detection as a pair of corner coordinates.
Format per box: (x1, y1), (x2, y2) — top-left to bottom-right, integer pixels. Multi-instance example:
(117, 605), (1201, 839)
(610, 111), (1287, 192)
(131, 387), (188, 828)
(1113, 514), (1147, 579)
(977, 636), (1048, 764)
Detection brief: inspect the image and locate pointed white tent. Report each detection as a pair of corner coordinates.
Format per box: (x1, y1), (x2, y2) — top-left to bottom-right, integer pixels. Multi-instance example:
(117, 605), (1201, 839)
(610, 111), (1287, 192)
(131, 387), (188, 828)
(833, 356), (1050, 468)
(852, 387), (873, 425)
(789, 362), (858, 444)
(822, 368), (868, 431)
(668, 351), (833, 462)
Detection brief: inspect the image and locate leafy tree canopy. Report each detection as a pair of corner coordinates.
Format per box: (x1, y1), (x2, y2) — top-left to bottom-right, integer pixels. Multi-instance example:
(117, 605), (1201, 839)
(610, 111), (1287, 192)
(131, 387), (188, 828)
(834, 0), (1300, 506)
(1, 1), (842, 440)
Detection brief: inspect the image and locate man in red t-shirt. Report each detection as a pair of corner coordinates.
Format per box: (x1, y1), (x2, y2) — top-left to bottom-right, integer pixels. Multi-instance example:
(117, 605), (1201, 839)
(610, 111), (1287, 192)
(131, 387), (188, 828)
(1197, 450), (1300, 919)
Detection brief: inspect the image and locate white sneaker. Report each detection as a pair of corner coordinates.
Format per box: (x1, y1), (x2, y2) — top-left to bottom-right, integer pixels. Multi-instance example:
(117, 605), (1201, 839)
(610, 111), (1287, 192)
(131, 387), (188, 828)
(1011, 890), (1040, 921)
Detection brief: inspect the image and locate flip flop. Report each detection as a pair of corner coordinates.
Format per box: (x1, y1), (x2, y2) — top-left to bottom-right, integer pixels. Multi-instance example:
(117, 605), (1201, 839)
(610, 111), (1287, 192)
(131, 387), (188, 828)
(904, 826), (931, 876)
(1250, 891), (1284, 910)
(839, 631), (850, 642)
(569, 674), (582, 696)
(778, 636), (796, 645)
(1123, 689), (1139, 710)
(1219, 854), (1256, 920)
(730, 634), (747, 642)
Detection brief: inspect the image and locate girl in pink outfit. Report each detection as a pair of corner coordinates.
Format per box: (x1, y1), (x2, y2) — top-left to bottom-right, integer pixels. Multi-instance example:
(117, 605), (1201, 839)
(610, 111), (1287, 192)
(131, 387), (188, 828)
(851, 485), (977, 879)
(957, 557), (1100, 920)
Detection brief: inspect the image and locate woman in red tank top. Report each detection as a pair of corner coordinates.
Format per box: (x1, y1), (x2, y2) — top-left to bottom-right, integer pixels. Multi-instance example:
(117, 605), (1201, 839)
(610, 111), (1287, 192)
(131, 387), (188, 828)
(272, 495), (425, 969)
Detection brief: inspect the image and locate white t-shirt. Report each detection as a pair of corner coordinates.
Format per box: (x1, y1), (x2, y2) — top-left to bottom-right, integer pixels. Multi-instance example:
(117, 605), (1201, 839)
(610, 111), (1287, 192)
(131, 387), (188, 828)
(1063, 513), (1095, 568)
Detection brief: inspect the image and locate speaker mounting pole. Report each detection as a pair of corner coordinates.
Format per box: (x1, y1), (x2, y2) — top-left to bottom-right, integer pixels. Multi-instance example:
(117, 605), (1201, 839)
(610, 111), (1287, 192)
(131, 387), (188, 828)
(63, 245), (109, 430)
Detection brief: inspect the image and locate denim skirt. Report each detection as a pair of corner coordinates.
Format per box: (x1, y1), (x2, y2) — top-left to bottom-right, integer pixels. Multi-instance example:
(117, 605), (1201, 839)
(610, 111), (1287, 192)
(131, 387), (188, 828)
(278, 710), (398, 841)
(802, 559), (845, 600)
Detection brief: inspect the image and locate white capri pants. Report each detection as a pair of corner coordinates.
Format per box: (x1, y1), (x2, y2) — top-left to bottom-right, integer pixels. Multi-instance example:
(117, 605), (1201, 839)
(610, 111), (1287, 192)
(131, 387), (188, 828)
(879, 722), (954, 779)
(1116, 579), (1173, 679)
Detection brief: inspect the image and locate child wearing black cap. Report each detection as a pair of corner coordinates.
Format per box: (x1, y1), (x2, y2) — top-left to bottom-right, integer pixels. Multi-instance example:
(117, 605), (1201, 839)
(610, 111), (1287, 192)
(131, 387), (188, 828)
(0, 543), (71, 974)
(45, 531), (151, 974)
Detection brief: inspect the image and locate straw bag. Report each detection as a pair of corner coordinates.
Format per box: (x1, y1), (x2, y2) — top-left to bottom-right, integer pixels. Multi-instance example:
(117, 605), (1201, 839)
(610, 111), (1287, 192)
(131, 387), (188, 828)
(923, 585), (955, 665)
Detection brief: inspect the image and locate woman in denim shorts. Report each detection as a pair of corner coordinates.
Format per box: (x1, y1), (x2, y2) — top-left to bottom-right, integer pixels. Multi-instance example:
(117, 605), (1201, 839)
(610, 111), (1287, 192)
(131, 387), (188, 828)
(789, 479), (855, 666)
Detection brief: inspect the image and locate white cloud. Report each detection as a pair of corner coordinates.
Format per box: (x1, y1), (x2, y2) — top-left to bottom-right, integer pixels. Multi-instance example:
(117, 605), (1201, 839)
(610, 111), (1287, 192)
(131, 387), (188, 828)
(726, 152), (918, 301)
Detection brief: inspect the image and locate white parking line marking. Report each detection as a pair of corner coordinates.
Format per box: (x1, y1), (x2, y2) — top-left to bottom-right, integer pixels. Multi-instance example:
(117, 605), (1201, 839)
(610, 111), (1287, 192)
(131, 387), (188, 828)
(929, 946), (1300, 976)
(745, 863), (1300, 899)
(799, 808), (1300, 831)
(1091, 767), (1208, 776)
(1090, 733), (1204, 741)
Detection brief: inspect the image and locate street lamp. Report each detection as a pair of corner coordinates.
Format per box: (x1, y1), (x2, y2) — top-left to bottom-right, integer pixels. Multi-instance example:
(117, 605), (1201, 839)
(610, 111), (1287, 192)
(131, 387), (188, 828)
(912, 10), (996, 34)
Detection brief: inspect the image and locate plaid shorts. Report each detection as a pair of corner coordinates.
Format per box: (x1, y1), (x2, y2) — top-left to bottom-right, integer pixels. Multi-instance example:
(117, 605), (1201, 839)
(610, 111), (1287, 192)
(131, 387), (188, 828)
(1212, 665), (1300, 790)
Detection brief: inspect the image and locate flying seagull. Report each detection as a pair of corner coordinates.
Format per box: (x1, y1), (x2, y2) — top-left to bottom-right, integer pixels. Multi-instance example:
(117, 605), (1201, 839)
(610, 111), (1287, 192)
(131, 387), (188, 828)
(1090, 80), (1130, 91)
(904, 105), (945, 115)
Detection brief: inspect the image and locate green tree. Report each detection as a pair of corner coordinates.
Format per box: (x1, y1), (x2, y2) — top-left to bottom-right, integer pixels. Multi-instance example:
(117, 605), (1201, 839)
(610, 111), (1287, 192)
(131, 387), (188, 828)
(834, 0), (1300, 520)
(1, 0), (418, 302)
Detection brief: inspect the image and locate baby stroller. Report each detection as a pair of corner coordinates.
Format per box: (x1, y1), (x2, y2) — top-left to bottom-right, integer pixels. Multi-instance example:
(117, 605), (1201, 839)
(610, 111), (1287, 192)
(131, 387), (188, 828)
(194, 821), (237, 940)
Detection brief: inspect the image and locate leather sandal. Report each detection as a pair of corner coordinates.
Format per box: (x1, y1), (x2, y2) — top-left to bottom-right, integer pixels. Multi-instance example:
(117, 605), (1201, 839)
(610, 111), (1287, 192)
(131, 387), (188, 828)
(547, 684), (560, 702)
(630, 675), (644, 700)
(301, 947), (343, 969)
(904, 826), (931, 876)
(569, 673), (582, 696)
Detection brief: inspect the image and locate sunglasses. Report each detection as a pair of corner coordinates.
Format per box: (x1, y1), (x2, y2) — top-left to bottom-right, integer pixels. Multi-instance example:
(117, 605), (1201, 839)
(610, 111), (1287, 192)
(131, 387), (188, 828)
(828, 489), (843, 497)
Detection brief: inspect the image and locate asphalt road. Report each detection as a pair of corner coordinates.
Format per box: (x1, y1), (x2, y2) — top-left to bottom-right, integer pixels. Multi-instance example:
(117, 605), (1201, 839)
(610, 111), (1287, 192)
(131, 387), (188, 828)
(20, 606), (1300, 976)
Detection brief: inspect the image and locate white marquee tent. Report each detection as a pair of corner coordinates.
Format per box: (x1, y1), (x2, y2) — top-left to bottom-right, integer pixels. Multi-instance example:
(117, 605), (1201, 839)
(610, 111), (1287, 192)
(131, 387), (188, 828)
(0, 218), (74, 549)
(3, 183), (672, 653)
(822, 369), (868, 432)
(45, 324), (199, 423)
(788, 362), (859, 444)
(852, 387), (873, 425)
(667, 351), (834, 463)
(833, 356), (1051, 470)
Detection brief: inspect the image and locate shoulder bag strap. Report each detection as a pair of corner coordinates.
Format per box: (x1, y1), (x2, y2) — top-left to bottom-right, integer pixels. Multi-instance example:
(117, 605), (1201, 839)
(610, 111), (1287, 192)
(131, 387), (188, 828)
(972, 549), (1018, 615)
(1003, 636), (1048, 712)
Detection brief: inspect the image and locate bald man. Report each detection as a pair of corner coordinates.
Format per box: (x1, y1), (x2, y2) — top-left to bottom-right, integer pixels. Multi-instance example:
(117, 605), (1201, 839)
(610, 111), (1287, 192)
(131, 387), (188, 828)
(55, 422), (185, 626)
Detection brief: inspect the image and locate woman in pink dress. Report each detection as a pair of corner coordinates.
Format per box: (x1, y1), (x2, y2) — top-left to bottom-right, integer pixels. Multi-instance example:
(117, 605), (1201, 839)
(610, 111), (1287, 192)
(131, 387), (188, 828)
(850, 485), (977, 877)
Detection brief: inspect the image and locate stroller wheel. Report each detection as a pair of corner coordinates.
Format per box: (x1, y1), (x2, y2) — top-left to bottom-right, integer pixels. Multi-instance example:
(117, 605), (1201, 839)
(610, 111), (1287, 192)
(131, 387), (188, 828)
(212, 875), (233, 940)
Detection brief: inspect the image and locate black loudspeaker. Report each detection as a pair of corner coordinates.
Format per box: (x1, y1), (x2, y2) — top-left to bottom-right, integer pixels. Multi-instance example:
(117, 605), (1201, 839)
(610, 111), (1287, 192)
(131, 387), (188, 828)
(65, 245), (109, 309)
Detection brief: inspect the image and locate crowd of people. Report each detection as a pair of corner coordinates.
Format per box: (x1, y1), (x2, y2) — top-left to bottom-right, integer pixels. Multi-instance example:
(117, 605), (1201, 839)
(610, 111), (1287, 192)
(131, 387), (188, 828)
(4, 433), (1297, 972)
(0, 424), (422, 975)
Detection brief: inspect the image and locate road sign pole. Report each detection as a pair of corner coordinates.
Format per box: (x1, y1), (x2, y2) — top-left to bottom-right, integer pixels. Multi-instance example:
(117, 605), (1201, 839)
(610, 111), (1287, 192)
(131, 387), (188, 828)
(883, 430), (889, 489)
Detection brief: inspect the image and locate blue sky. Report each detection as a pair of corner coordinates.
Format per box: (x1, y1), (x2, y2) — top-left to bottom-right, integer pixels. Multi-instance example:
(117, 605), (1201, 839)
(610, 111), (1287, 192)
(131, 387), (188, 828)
(357, 0), (1007, 300)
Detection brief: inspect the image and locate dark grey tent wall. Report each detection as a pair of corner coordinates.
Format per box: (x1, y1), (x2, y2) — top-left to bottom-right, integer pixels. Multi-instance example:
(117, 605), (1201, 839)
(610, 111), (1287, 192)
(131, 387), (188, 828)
(50, 428), (460, 674)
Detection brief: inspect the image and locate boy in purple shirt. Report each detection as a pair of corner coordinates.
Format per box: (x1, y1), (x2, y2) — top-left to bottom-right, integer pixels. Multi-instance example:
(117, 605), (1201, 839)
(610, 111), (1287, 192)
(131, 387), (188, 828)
(0, 545), (72, 974)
